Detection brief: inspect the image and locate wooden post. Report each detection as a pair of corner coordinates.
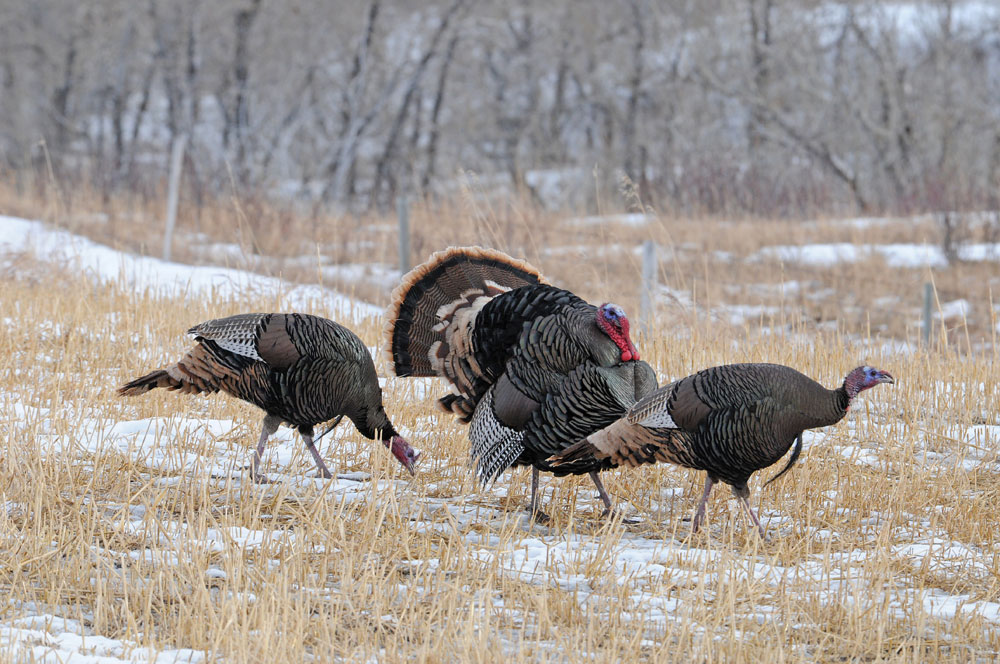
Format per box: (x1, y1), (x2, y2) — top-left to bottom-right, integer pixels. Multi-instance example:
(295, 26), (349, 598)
(397, 194), (410, 274)
(163, 134), (187, 262)
(922, 282), (933, 346)
(640, 240), (657, 335)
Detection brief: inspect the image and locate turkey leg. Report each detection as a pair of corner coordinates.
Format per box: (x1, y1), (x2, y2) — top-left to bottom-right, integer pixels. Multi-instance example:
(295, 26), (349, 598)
(589, 472), (641, 522)
(691, 475), (716, 533)
(589, 471), (614, 510)
(301, 428), (334, 479)
(588, 471), (631, 522)
(249, 414), (282, 483)
(526, 467), (550, 523)
(732, 484), (766, 538)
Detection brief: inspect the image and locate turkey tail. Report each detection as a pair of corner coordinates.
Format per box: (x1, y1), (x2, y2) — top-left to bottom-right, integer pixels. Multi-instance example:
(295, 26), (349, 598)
(118, 369), (179, 396)
(549, 438), (598, 465)
(763, 433), (803, 487)
(385, 246), (547, 378)
(118, 345), (235, 397)
(548, 413), (690, 470)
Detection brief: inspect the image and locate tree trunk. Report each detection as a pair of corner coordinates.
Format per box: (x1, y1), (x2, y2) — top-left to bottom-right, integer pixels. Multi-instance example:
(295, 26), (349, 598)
(324, 1), (380, 203)
(747, 0), (773, 155)
(370, 0), (465, 209)
(420, 32), (459, 195)
(623, 0), (645, 180)
(51, 33), (78, 152)
(231, 0), (262, 185)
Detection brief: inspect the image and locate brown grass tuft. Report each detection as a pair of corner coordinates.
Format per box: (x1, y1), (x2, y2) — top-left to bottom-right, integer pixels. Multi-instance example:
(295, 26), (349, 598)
(2, 184), (999, 660)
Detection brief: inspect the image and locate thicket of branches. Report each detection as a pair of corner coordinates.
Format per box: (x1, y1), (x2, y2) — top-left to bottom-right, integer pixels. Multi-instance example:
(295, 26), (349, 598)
(2, 0), (998, 217)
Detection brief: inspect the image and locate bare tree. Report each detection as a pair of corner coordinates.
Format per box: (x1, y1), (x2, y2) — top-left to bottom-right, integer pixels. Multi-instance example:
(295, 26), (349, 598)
(622, 0), (646, 182)
(370, 0), (466, 209)
(420, 31), (460, 194)
(2, 0), (998, 216)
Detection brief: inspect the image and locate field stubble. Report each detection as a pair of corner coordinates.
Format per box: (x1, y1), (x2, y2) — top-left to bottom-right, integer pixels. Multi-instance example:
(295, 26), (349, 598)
(1, 187), (1000, 661)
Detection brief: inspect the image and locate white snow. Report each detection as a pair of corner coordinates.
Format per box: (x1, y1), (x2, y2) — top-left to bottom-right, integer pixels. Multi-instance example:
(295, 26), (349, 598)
(934, 299), (971, 321)
(720, 304), (782, 326)
(4, 211), (1000, 657)
(752, 242), (1000, 268)
(565, 213), (656, 228)
(0, 614), (205, 664)
(0, 216), (381, 321)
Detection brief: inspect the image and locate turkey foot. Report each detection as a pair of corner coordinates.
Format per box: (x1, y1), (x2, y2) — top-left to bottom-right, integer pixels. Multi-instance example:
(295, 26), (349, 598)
(249, 416), (281, 484)
(601, 507), (640, 524)
(525, 506), (551, 524)
(588, 472), (637, 522)
(250, 472), (277, 485)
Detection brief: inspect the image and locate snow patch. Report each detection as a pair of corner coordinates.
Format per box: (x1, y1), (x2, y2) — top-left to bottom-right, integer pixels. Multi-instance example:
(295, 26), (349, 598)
(0, 216), (380, 322)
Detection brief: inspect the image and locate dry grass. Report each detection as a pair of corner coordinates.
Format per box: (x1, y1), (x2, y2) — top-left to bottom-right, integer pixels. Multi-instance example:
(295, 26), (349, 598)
(2, 177), (997, 350)
(2, 185), (1000, 661)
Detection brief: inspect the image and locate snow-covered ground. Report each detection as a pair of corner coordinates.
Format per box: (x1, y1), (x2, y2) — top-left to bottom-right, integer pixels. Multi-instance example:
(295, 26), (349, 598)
(0, 216), (381, 322)
(2, 215), (999, 660)
(0, 615), (206, 664)
(752, 242), (1000, 268)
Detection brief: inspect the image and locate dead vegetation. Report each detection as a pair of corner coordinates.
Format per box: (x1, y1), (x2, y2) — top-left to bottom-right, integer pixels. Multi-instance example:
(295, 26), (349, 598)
(1, 187), (1000, 661)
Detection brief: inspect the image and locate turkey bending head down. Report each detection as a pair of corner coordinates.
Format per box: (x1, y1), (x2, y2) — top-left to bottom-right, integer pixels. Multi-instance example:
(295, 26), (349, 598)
(550, 363), (894, 536)
(385, 246), (657, 520)
(119, 313), (419, 482)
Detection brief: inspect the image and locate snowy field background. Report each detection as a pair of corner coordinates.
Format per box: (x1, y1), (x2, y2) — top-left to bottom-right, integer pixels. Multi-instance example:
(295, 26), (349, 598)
(1, 214), (999, 661)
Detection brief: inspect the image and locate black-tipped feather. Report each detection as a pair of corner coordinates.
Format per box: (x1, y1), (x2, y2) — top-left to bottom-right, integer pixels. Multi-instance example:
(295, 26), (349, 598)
(119, 313), (409, 477)
(763, 433), (803, 487)
(548, 362), (894, 534)
(385, 246), (658, 491)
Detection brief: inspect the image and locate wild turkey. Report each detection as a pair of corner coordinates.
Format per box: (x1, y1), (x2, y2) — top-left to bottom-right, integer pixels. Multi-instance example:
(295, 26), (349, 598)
(385, 246), (657, 518)
(549, 363), (894, 535)
(119, 313), (419, 481)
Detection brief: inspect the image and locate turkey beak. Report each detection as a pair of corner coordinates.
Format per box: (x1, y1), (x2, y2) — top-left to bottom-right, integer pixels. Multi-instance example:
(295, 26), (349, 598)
(878, 371), (895, 384)
(404, 448), (421, 476)
(390, 435), (420, 475)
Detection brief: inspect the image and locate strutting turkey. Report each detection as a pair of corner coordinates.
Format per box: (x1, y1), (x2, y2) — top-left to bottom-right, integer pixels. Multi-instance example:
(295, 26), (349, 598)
(119, 313), (419, 481)
(550, 363), (894, 535)
(385, 246), (657, 519)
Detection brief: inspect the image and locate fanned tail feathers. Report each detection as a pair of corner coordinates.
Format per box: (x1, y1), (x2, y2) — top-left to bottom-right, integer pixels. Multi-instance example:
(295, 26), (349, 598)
(437, 393), (476, 421)
(384, 246), (546, 379)
(385, 246), (547, 423)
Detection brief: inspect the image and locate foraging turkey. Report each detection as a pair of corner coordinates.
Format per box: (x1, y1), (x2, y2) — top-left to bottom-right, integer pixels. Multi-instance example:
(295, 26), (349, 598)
(119, 313), (419, 481)
(549, 363), (894, 535)
(385, 246), (657, 518)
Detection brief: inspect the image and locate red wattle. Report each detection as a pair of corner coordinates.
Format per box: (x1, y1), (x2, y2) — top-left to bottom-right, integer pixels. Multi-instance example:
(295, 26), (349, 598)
(621, 350), (633, 362)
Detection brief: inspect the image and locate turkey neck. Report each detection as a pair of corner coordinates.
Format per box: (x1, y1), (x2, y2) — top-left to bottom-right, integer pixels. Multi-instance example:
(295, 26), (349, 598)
(811, 385), (851, 427)
(758, 366), (851, 432)
(834, 385), (851, 415)
(351, 403), (399, 442)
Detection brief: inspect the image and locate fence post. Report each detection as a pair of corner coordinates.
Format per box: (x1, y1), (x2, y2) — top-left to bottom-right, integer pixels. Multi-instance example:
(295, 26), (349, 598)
(640, 240), (657, 336)
(922, 282), (933, 346)
(163, 134), (187, 262)
(397, 194), (410, 274)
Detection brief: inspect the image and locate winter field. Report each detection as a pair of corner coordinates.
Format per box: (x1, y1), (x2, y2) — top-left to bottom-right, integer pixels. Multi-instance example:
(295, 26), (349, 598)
(2, 202), (1000, 662)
